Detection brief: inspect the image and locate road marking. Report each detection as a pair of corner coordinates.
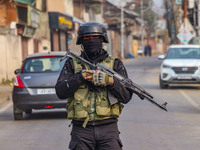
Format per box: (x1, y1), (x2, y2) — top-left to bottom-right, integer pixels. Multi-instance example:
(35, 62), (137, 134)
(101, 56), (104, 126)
(179, 90), (200, 110)
(0, 101), (12, 113)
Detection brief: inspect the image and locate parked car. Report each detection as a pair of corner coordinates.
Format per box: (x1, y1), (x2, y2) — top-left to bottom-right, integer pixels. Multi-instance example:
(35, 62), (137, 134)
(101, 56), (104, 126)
(12, 51), (67, 120)
(158, 44), (200, 89)
(137, 46), (143, 56)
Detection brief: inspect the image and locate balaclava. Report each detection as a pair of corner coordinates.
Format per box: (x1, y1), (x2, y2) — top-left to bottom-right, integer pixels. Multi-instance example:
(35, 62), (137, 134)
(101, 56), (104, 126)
(82, 37), (103, 61)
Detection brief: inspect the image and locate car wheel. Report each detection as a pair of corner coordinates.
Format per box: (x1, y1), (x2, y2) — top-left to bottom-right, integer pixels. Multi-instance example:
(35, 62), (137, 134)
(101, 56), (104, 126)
(13, 105), (23, 120)
(14, 113), (23, 120)
(25, 109), (32, 114)
(159, 75), (168, 89)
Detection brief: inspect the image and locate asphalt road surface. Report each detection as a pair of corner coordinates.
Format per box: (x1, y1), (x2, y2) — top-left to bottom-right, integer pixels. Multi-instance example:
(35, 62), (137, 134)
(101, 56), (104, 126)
(0, 56), (200, 150)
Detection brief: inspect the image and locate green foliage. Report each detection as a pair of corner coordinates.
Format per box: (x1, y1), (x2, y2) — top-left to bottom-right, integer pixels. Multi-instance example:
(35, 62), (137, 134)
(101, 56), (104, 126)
(134, 0), (159, 35)
(91, 4), (101, 14)
(1, 78), (13, 86)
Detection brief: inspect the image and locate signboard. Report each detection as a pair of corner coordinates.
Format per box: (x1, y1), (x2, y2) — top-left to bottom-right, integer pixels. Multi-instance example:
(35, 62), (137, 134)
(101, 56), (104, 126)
(177, 28), (193, 44)
(175, 0), (182, 5)
(49, 12), (73, 30)
(58, 16), (73, 30)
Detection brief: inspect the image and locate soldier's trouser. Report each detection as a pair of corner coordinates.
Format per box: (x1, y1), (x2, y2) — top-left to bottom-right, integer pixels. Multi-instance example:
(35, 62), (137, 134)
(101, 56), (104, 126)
(68, 121), (123, 150)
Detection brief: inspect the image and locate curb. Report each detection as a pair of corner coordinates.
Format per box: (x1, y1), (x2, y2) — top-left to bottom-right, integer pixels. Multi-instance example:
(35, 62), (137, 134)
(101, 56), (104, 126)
(0, 95), (12, 113)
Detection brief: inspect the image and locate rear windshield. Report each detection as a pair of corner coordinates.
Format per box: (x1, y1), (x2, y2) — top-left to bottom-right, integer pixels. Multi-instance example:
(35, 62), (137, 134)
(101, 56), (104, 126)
(22, 56), (66, 73)
(166, 48), (200, 59)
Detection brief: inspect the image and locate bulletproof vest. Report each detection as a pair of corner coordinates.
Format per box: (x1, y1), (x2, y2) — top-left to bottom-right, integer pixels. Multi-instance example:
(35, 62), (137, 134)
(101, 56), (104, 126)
(66, 56), (124, 128)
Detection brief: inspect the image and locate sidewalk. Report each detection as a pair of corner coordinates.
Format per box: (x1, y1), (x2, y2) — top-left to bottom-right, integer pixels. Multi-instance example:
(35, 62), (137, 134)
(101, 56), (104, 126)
(0, 85), (12, 107)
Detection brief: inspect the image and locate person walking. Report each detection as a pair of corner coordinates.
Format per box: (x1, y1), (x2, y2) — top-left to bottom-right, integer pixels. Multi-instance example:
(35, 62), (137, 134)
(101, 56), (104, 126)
(144, 40), (152, 57)
(55, 21), (134, 150)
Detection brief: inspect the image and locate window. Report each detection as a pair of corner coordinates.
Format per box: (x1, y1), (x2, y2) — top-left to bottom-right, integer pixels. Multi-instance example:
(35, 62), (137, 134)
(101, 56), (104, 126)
(166, 48), (200, 59)
(23, 57), (65, 73)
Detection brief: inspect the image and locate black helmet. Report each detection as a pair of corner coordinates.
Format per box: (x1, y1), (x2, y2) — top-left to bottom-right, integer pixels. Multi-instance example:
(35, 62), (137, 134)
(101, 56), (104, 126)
(76, 21), (109, 45)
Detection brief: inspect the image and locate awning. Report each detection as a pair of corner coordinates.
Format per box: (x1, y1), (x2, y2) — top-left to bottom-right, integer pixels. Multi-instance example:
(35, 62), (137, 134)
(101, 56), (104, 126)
(14, 0), (35, 5)
(65, 12), (84, 24)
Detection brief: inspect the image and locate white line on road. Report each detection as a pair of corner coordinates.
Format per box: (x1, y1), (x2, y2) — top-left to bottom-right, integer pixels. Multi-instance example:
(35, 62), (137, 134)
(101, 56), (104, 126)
(0, 101), (12, 113)
(179, 90), (200, 110)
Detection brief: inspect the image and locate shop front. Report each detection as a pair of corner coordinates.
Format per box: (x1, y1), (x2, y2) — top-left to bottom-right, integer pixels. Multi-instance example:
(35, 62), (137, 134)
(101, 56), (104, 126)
(49, 12), (73, 51)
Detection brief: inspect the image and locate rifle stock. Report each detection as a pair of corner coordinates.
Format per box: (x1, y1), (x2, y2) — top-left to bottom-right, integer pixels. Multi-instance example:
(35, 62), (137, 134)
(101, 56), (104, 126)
(60, 50), (167, 112)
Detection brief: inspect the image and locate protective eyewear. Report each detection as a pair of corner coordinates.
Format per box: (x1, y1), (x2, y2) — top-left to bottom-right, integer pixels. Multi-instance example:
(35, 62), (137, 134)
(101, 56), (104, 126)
(83, 35), (100, 40)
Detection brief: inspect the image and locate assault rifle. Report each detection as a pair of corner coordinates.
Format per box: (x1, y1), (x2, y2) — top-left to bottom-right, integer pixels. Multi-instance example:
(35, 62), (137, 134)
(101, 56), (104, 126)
(60, 50), (167, 112)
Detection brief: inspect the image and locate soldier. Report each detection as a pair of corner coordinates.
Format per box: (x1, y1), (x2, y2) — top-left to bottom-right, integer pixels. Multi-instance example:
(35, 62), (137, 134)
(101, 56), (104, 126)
(55, 22), (134, 150)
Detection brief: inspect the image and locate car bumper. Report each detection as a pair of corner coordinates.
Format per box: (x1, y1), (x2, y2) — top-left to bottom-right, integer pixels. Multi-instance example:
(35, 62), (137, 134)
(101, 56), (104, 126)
(160, 68), (200, 84)
(163, 78), (200, 84)
(12, 87), (67, 110)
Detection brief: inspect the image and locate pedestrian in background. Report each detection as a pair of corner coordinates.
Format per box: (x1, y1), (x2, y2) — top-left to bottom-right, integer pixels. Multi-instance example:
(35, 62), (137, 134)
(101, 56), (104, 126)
(55, 22), (134, 150)
(144, 40), (152, 56)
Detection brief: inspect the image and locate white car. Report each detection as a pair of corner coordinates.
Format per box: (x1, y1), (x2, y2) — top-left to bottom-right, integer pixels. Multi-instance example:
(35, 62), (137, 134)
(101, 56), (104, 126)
(138, 46), (143, 56)
(158, 44), (200, 89)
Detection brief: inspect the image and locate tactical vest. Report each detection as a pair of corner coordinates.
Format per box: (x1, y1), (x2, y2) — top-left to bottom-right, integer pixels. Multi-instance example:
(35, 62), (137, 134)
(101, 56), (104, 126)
(66, 56), (124, 127)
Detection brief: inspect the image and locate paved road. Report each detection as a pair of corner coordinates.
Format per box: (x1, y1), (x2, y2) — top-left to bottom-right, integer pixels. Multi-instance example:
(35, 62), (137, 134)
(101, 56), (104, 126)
(0, 56), (200, 150)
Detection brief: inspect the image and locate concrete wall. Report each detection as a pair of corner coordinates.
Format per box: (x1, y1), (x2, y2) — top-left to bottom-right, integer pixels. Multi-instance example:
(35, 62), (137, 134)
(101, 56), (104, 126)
(34, 12), (51, 53)
(64, 0), (74, 15)
(38, 39), (51, 53)
(109, 30), (121, 58)
(35, 13), (50, 41)
(156, 39), (164, 54)
(132, 39), (139, 57)
(0, 35), (22, 81)
(28, 38), (34, 55)
(47, 0), (65, 13)
(68, 31), (82, 55)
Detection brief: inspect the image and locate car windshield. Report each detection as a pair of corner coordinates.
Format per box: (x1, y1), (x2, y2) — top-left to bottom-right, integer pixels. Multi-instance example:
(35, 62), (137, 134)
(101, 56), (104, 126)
(166, 48), (200, 59)
(22, 56), (65, 73)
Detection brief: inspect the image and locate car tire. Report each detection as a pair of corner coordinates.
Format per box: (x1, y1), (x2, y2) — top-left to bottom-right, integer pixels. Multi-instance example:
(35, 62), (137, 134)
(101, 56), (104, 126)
(13, 105), (23, 120)
(25, 109), (32, 114)
(14, 113), (23, 120)
(159, 75), (168, 89)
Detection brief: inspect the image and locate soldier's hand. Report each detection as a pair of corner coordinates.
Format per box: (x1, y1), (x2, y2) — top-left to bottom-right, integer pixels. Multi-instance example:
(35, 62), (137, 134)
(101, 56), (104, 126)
(82, 70), (94, 81)
(93, 70), (114, 86)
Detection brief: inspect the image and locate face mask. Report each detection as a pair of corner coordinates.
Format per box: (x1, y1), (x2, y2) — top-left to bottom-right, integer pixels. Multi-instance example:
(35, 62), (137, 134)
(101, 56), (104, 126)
(82, 38), (102, 57)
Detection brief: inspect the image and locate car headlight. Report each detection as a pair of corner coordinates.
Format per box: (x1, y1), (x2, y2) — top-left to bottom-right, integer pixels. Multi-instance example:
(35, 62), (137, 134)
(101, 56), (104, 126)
(162, 64), (171, 69)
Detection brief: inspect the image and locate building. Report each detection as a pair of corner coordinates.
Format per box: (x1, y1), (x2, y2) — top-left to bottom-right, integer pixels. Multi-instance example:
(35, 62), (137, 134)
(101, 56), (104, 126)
(0, 0), (142, 83)
(0, 0), (40, 81)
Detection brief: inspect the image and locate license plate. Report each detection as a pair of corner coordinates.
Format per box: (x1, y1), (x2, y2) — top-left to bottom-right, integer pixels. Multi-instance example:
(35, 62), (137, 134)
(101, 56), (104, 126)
(177, 76), (192, 79)
(37, 88), (56, 95)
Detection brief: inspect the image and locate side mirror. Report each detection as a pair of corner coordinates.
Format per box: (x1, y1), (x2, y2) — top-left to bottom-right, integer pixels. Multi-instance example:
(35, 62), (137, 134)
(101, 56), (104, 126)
(158, 54), (165, 60)
(14, 69), (20, 75)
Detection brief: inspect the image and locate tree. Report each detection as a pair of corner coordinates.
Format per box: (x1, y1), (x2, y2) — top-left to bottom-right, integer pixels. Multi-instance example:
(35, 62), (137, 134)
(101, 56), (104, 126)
(134, 0), (160, 38)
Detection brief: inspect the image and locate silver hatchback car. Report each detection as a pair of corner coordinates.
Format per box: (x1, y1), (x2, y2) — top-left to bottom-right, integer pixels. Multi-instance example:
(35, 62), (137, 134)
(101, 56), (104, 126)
(12, 52), (67, 120)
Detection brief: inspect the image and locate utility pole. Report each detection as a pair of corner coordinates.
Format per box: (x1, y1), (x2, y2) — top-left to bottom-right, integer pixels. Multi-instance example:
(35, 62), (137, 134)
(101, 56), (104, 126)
(183, 0), (188, 25)
(101, 0), (106, 23)
(171, 0), (178, 43)
(164, 0), (172, 44)
(140, 0), (144, 55)
(171, 0), (183, 44)
(120, 1), (124, 59)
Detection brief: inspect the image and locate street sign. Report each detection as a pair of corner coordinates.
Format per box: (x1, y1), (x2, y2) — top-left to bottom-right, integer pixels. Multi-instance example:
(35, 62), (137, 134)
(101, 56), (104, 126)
(175, 0), (182, 5)
(177, 28), (193, 44)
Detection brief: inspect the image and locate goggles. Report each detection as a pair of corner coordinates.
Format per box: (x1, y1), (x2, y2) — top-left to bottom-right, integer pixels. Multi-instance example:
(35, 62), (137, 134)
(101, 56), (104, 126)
(83, 35), (100, 40)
